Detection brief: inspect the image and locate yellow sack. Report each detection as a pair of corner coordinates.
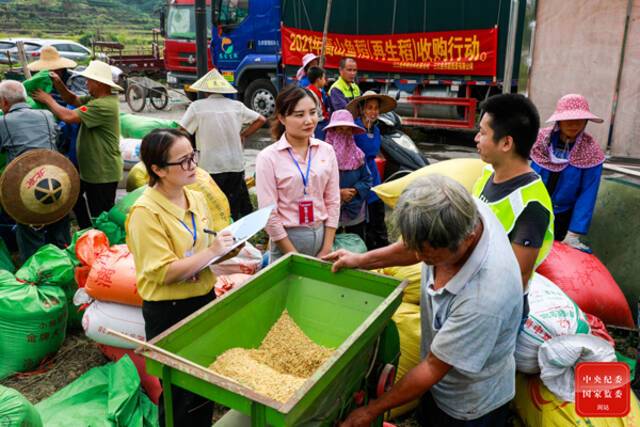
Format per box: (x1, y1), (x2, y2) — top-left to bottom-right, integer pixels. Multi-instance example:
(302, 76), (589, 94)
(373, 158), (486, 208)
(126, 162), (231, 231)
(378, 263), (422, 304)
(389, 302), (421, 419)
(126, 161), (150, 192)
(513, 373), (640, 426)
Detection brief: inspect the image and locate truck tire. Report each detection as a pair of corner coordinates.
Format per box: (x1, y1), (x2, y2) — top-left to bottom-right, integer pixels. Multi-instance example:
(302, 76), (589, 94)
(244, 79), (277, 117)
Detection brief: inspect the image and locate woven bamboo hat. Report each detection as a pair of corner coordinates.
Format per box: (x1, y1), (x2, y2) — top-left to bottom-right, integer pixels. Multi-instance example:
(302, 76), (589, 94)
(346, 90), (397, 117)
(190, 69), (237, 94)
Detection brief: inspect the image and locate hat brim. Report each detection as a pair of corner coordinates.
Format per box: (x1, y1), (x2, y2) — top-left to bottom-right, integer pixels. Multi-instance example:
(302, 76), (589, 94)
(346, 94), (397, 116)
(28, 57), (77, 72)
(546, 110), (603, 124)
(323, 121), (366, 134)
(75, 69), (123, 91)
(189, 83), (238, 94)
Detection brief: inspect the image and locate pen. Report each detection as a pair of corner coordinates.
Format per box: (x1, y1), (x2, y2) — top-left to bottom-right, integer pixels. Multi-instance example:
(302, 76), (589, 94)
(203, 228), (237, 242)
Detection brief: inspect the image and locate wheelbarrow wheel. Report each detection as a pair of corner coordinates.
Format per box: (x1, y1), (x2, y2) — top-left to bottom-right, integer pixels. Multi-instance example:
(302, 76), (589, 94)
(126, 83), (147, 112)
(150, 87), (169, 110)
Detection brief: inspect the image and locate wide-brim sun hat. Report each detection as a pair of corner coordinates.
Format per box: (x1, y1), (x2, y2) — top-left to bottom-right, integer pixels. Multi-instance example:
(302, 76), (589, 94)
(28, 46), (77, 71)
(346, 90), (397, 116)
(296, 53), (319, 80)
(75, 60), (123, 91)
(189, 68), (237, 94)
(323, 109), (366, 134)
(546, 94), (603, 123)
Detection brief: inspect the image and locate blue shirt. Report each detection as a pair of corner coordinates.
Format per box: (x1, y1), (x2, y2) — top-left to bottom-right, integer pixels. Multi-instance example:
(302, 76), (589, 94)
(531, 160), (602, 235)
(0, 103), (58, 163)
(298, 76), (310, 88)
(338, 163), (372, 223)
(354, 117), (382, 204)
(420, 200), (522, 420)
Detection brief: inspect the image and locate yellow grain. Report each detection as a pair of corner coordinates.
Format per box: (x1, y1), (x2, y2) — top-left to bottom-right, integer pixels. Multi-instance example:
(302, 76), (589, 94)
(209, 310), (334, 403)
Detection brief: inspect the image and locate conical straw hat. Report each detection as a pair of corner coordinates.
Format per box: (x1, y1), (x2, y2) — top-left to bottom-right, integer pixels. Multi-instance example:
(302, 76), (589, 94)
(190, 69), (237, 94)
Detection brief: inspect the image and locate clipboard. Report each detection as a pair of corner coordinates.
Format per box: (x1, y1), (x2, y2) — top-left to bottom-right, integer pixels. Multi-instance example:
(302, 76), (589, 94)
(206, 205), (274, 266)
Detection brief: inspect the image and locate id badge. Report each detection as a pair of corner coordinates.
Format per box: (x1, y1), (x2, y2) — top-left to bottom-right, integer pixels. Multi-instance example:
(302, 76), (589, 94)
(298, 197), (315, 225)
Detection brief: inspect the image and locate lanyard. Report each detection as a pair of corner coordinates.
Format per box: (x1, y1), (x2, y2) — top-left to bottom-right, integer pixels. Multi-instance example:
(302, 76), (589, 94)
(287, 147), (312, 195)
(178, 212), (197, 248)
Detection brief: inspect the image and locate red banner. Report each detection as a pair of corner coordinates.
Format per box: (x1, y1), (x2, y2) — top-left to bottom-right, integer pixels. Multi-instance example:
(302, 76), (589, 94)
(282, 25), (498, 77)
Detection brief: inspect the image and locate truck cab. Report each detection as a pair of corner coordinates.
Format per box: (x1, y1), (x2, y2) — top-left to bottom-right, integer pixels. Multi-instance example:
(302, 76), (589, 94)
(211, 0), (281, 116)
(163, 0), (213, 98)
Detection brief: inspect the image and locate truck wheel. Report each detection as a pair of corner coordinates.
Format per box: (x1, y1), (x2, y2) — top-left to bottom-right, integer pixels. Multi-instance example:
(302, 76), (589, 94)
(244, 79), (276, 117)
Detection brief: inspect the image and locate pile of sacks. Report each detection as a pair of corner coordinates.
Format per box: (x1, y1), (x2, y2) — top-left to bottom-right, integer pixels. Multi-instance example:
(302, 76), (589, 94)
(370, 159), (639, 424)
(0, 243), (84, 379)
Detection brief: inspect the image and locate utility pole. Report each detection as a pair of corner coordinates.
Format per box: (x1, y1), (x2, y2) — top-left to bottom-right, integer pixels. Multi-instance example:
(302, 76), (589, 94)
(195, 0), (208, 99)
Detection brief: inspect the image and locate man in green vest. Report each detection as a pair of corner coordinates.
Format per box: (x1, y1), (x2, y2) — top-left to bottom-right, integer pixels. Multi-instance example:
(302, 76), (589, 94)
(473, 93), (554, 291)
(329, 57), (361, 111)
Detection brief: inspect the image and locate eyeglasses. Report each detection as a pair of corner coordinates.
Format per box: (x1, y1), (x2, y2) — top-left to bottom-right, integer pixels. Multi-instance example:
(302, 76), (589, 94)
(164, 150), (200, 170)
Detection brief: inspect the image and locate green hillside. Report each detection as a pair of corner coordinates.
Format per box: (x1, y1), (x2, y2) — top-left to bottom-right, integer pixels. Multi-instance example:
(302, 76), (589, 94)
(0, 0), (165, 45)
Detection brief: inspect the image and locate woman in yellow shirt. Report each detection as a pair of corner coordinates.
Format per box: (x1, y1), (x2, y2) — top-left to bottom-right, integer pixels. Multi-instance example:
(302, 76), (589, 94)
(126, 128), (235, 427)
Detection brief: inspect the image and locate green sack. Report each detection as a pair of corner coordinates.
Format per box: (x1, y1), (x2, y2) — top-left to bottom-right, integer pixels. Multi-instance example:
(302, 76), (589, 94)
(36, 356), (158, 427)
(14, 244), (80, 330)
(22, 70), (53, 109)
(107, 185), (146, 228)
(332, 233), (368, 254)
(0, 385), (43, 427)
(95, 211), (126, 245)
(0, 237), (15, 273)
(120, 113), (178, 139)
(16, 244), (75, 287)
(0, 270), (67, 379)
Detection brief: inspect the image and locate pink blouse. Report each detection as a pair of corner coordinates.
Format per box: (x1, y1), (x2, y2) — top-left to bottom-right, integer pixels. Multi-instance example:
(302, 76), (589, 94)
(255, 134), (340, 241)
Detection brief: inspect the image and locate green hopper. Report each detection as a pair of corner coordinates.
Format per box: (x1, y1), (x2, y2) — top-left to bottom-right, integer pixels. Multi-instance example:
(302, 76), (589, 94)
(141, 254), (407, 426)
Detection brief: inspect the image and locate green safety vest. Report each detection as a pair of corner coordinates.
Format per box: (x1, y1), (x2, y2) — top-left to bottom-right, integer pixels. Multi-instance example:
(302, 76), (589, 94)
(473, 165), (555, 268)
(328, 77), (361, 102)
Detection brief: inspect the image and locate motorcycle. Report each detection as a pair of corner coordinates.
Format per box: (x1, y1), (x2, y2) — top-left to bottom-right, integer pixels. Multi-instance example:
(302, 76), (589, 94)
(376, 111), (429, 182)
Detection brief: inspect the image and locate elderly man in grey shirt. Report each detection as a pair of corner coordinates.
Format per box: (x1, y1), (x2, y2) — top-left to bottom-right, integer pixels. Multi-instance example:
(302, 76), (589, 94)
(324, 174), (522, 427)
(0, 80), (70, 262)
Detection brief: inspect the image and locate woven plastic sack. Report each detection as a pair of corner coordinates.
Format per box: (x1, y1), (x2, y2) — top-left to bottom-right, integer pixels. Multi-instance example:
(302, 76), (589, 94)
(377, 263), (422, 304)
(537, 241), (634, 328)
(211, 241), (262, 276)
(98, 344), (162, 404)
(388, 302), (421, 419)
(119, 113), (178, 139)
(85, 244), (141, 306)
(126, 162), (232, 231)
(108, 186), (146, 228)
(36, 356), (158, 427)
(22, 70), (53, 109)
(538, 334), (616, 402)
(15, 244), (81, 330)
(332, 233), (367, 253)
(0, 269), (67, 379)
(82, 300), (145, 349)
(0, 237), (15, 273)
(513, 373), (640, 427)
(120, 138), (141, 170)
(94, 211), (126, 245)
(515, 273), (591, 374)
(373, 158), (486, 208)
(0, 385), (43, 427)
(75, 229), (110, 267)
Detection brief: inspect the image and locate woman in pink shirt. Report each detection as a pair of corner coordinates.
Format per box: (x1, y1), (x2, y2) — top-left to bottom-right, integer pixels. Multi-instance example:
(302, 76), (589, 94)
(256, 85), (340, 262)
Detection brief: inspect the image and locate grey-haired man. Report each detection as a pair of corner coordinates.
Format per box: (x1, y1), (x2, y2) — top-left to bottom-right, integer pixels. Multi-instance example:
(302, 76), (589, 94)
(0, 80), (70, 262)
(324, 174), (522, 427)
